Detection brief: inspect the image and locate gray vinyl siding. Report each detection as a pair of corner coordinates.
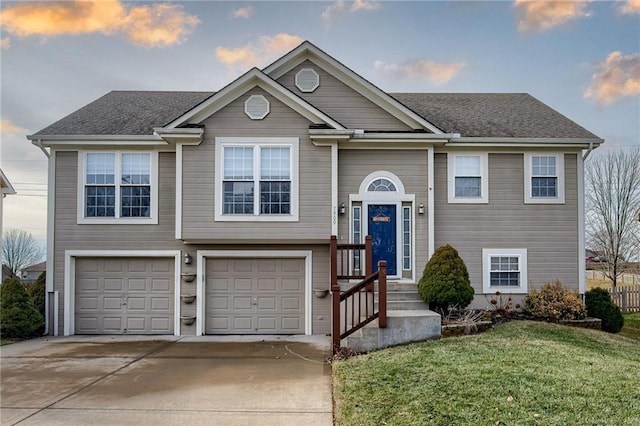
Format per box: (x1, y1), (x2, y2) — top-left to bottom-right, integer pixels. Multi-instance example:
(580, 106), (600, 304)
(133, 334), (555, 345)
(181, 86), (332, 241)
(277, 60), (412, 131)
(434, 152), (579, 294)
(337, 149), (429, 277)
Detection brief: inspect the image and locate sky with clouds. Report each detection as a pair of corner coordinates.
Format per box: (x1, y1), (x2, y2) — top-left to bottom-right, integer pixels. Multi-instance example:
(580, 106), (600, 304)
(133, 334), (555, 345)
(1, 0), (639, 249)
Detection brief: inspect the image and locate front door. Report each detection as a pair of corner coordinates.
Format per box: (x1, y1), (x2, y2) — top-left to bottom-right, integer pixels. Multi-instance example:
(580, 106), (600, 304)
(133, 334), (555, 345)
(368, 204), (397, 276)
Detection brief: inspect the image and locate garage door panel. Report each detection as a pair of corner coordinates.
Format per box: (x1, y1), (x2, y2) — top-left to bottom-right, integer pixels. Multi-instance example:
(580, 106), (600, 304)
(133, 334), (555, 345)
(233, 316), (253, 331)
(104, 259), (124, 272)
(205, 258), (304, 334)
(75, 257), (174, 335)
(257, 297), (276, 310)
(128, 279), (147, 292)
(77, 297), (99, 311)
(281, 297), (301, 310)
(282, 278), (301, 291)
(258, 278), (276, 291)
(78, 278), (99, 292)
(104, 279), (124, 292)
(281, 317), (301, 331)
(151, 297), (171, 311)
(103, 297), (124, 311)
(233, 278), (252, 291)
(103, 317), (123, 332)
(152, 278), (171, 292)
(233, 296), (253, 310)
(257, 317), (276, 331)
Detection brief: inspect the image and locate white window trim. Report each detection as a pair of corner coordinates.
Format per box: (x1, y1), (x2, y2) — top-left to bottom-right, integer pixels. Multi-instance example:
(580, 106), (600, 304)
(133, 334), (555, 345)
(447, 152), (489, 204)
(482, 248), (528, 294)
(214, 137), (299, 222)
(524, 153), (565, 204)
(77, 150), (159, 225)
(244, 95), (270, 120)
(295, 68), (320, 93)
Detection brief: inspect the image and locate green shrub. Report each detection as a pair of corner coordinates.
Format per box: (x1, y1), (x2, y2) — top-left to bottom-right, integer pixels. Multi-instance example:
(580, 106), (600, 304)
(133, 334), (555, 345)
(585, 288), (624, 333)
(523, 280), (586, 321)
(27, 272), (46, 335)
(27, 272), (46, 317)
(418, 244), (474, 313)
(1, 277), (44, 338)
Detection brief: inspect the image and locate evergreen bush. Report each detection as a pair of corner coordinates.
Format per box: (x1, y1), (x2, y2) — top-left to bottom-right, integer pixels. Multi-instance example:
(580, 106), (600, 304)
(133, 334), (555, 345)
(418, 244), (474, 313)
(1, 277), (44, 338)
(585, 288), (624, 333)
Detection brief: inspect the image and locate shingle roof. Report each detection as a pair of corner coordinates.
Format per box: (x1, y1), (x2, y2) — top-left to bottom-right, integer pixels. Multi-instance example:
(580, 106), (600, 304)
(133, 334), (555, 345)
(392, 93), (599, 139)
(32, 91), (214, 136)
(32, 90), (599, 140)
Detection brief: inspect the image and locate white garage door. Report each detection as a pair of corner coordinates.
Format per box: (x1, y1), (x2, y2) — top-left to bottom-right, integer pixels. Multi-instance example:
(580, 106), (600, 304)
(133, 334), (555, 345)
(75, 258), (174, 334)
(205, 258), (305, 334)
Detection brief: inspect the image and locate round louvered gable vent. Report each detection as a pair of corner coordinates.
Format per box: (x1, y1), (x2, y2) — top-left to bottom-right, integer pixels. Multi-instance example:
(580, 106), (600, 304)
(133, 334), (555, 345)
(244, 95), (270, 120)
(295, 68), (320, 93)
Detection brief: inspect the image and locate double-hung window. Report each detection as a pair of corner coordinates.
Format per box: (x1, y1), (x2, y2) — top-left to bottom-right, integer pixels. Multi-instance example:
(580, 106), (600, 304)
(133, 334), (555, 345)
(447, 153), (488, 203)
(79, 151), (158, 224)
(215, 137), (299, 221)
(524, 153), (564, 204)
(482, 248), (528, 293)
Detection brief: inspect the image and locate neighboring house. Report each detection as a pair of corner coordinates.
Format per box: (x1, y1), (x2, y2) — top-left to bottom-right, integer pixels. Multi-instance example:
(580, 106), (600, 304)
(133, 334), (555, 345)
(20, 261), (46, 285)
(1, 168), (17, 281)
(2, 265), (13, 283)
(27, 42), (602, 338)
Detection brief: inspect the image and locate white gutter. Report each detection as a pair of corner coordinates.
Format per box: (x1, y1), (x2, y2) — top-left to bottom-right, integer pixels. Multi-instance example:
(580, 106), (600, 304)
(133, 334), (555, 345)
(31, 139), (50, 158)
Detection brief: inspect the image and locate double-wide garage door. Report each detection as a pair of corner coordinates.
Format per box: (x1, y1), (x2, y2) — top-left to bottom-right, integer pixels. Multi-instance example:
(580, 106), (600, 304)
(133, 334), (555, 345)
(205, 258), (305, 334)
(75, 258), (174, 334)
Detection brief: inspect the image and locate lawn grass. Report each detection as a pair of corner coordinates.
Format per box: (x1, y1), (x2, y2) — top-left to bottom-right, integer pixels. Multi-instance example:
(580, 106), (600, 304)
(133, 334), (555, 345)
(621, 313), (640, 340)
(333, 321), (640, 425)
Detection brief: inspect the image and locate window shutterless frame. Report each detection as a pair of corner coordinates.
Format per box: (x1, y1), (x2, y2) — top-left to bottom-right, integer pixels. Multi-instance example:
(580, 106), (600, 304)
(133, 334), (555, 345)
(482, 248), (528, 294)
(214, 137), (299, 222)
(77, 151), (158, 225)
(447, 152), (489, 204)
(524, 153), (565, 204)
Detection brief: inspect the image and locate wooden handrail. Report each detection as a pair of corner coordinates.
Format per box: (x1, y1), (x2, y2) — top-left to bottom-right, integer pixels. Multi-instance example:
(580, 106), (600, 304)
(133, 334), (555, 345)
(331, 235), (387, 354)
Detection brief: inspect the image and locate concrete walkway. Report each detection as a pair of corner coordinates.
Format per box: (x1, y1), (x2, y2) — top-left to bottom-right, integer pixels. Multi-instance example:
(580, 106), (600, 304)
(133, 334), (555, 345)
(0, 335), (333, 425)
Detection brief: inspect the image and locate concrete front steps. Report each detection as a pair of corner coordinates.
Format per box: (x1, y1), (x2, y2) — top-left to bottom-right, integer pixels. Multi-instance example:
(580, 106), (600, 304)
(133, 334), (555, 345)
(345, 282), (441, 353)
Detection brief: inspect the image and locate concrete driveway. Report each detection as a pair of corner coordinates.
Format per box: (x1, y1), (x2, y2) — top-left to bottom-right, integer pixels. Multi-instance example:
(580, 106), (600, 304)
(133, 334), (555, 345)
(0, 335), (332, 425)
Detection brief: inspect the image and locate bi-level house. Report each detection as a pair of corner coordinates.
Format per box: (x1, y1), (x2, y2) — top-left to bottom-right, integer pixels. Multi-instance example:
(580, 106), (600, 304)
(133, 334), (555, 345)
(29, 42), (602, 348)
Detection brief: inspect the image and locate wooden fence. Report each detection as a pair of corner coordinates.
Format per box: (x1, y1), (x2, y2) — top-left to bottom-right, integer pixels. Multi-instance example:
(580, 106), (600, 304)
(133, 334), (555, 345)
(607, 285), (640, 313)
(586, 270), (640, 286)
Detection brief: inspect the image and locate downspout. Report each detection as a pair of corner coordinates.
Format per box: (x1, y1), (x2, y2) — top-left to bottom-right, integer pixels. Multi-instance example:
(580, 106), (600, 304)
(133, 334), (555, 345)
(582, 141), (594, 161)
(32, 139), (50, 158)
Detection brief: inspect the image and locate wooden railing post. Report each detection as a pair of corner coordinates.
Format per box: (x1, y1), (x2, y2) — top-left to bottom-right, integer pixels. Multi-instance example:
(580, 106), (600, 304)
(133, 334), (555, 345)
(365, 235), (373, 291)
(330, 236), (340, 353)
(378, 260), (387, 329)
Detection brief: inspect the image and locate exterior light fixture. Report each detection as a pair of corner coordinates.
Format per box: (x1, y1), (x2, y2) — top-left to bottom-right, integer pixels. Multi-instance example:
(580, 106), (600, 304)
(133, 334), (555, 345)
(184, 253), (192, 265)
(418, 203), (425, 215)
(340, 203), (346, 215)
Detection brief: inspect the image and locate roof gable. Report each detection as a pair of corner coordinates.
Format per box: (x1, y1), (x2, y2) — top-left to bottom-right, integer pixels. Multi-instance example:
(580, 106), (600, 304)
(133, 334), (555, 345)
(164, 68), (344, 130)
(263, 41), (442, 133)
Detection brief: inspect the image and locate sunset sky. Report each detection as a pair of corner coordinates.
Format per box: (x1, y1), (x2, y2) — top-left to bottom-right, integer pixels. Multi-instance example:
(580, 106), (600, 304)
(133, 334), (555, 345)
(1, 0), (639, 250)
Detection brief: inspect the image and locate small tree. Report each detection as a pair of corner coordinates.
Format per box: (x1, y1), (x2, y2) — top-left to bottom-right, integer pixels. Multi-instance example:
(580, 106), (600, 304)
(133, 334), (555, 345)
(585, 148), (640, 288)
(0, 277), (44, 338)
(418, 244), (474, 313)
(2, 229), (45, 279)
